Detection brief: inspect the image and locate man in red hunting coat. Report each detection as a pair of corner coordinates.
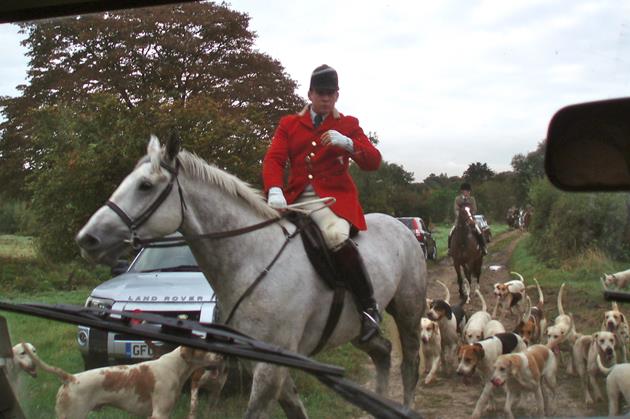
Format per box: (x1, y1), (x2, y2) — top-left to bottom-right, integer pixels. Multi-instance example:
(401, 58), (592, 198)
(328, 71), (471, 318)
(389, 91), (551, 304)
(262, 64), (382, 342)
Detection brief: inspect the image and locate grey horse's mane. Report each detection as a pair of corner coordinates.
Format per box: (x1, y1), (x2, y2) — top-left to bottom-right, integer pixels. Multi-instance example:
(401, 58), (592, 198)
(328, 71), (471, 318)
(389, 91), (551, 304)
(175, 150), (279, 220)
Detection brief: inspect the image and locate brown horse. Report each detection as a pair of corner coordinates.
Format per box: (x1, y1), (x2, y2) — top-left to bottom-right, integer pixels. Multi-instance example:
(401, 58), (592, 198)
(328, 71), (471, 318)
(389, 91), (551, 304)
(450, 204), (484, 303)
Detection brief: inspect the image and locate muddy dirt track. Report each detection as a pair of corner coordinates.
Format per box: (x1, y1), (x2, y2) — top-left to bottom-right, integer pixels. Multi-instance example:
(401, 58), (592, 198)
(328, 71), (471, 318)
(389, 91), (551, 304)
(360, 229), (613, 419)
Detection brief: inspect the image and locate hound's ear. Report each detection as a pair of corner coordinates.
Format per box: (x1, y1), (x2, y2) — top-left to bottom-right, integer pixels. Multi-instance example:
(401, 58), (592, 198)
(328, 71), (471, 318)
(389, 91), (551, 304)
(593, 332), (600, 340)
(509, 359), (519, 375)
(445, 305), (453, 320)
(621, 313), (626, 323)
(166, 131), (181, 162)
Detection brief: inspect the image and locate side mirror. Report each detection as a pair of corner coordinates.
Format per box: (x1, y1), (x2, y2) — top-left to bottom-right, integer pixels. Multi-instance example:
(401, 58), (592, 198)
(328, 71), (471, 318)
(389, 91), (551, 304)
(545, 97), (630, 191)
(111, 259), (130, 277)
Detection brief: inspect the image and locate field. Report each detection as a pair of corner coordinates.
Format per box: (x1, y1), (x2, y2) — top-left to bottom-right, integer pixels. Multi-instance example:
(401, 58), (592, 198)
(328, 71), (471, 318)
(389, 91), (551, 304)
(0, 235), (367, 418)
(1, 227), (627, 418)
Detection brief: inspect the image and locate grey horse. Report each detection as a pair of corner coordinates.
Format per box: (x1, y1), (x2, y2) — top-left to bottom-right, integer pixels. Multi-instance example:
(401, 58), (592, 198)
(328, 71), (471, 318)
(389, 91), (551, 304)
(76, 135), (427, 418)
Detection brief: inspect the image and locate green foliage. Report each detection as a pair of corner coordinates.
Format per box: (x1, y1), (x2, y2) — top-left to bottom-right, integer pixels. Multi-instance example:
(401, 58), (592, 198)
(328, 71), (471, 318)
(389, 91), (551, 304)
(463, 162), (495, 183)
(0, 2), (304, 260)
(511, 141), (545, 205)
(474, 173), (518, 223)
(424, 185), (459, 223)
(350, 160), (417, 215)
(528, 178), (629, 262)
(0, 200), (22, 234)
(0, 235), (109, 293)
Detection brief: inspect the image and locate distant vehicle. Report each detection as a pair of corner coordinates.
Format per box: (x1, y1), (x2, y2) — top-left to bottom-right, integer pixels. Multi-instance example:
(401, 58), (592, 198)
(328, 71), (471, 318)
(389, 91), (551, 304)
(397, 217), (438, 260)
(474, 214), (492, 243)
(77, 239), (217, 370)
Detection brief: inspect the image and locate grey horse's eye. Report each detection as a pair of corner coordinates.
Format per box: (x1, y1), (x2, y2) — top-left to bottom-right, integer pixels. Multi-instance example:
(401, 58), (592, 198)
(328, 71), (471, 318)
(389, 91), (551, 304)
(139, 180), (153, 191)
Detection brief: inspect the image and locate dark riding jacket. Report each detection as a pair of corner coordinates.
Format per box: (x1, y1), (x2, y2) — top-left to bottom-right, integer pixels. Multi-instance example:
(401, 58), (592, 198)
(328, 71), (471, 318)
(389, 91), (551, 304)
(453, 195), (477, 223)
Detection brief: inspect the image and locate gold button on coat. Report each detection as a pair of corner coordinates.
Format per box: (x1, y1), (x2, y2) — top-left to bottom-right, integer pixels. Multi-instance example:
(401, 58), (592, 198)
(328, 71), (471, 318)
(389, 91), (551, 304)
(308, 174), (313, 179)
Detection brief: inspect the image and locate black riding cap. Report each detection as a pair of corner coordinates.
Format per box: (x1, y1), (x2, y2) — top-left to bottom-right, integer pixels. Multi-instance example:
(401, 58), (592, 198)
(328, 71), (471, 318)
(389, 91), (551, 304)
(310, 64), (339, 91)
(460, 182), (472, 191)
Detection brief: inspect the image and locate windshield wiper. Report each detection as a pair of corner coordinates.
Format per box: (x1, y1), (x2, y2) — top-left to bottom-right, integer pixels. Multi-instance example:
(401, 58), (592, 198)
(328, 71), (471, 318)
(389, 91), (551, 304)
(0, 301), (422, 419)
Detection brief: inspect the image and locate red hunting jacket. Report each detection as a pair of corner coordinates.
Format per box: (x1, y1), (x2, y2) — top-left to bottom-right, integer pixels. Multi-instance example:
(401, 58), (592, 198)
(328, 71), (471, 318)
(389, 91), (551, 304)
(262, 106), (381, 230)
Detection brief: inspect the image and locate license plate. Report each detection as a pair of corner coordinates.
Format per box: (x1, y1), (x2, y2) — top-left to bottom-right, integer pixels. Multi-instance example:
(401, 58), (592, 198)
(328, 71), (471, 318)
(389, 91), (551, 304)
(125, 342), (154, 358)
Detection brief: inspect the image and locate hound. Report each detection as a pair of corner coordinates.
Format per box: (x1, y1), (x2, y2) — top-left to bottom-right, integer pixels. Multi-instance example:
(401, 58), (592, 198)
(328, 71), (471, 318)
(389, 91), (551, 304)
(456, 333), (527, 419)
(490, 344), (558, 419)
(483, 319), (506, 338)
(596, 354), (630, 417)
(187, 359), (228, 419)
(545, 283), (577, 374)
(491, 271), (527, 320)
(3, 342), (37, 392)
(573, 331), (617, 405)
(602, 268), (630, 289)
(23, 344), (222, 419)
(427, 280), (468, 367)
(513, 279), (546, 345)
(463, 289), (492, 344)
(420, 317), (442, 384)
(601, 301), (628, 362)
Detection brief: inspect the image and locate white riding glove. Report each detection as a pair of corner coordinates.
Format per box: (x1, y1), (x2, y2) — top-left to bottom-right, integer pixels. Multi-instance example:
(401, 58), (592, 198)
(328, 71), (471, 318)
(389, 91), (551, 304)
(267, 187), (287, 209)
(323, 130), (354, 153)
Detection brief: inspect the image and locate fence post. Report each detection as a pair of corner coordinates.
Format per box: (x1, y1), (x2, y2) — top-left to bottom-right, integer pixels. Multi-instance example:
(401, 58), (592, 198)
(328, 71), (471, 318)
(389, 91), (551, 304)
(0, 315), (26, 419)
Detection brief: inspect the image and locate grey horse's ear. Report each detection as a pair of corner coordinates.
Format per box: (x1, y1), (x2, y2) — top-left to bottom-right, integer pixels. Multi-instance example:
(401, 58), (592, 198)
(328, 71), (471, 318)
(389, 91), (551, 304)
(166, 131), (181, 162)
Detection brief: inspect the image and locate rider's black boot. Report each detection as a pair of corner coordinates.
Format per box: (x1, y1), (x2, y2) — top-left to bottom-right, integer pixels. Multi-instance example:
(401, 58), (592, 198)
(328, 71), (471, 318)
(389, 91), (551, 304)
(332, 240), (381, 343)
(447, 232), (452, 256)
(476, 232), (488, 255)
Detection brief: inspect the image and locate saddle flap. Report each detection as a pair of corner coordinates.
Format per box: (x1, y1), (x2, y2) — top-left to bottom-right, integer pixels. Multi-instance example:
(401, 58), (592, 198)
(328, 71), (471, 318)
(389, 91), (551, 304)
(287, 213), (343, 290)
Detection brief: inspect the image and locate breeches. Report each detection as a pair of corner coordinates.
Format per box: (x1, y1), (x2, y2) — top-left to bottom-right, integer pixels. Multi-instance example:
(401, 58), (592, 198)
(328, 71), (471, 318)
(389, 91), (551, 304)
(294, 185), (350, 250)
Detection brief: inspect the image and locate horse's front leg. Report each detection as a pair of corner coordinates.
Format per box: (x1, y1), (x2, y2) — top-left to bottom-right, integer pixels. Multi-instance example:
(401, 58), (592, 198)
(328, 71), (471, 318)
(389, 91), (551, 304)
(245, 363), (290, 419)
(461, 264), (472, 303)
(454, 264), (467, 303)
(278, 374), (309, 419)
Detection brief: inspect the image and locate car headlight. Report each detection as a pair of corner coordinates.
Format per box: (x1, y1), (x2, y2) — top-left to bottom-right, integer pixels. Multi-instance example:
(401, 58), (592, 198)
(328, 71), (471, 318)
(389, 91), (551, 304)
(84, 296), (114, 310)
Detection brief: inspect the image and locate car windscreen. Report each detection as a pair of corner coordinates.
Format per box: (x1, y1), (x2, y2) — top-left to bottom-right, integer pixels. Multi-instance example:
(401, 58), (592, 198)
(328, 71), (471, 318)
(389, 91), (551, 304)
(129, 245), (200, 273)
(398, 218), (413, 228)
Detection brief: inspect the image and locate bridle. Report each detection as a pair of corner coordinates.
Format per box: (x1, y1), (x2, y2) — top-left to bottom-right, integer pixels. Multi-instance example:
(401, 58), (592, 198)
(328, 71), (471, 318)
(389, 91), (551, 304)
(105, 158), (283, 249)
(106, 159), (187, 249)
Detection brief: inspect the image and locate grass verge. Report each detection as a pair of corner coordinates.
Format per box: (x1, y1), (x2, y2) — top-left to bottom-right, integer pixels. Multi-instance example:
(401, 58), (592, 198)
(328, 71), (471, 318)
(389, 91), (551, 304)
(1, 235), (369, 418)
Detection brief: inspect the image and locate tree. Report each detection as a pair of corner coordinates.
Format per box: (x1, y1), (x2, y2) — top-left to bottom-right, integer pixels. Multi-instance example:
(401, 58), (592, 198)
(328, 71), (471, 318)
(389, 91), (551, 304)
(0, 2), (304, 198)
(463, 162), (495, 184)
(0, 2), (305, 260)
(511, 141), (546, 205)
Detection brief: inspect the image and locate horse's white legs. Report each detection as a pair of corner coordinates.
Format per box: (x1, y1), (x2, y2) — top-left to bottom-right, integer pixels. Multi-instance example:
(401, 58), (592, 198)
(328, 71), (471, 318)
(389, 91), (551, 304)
(353, 335), (392, 396)
(277, 375), (309, 419)
(244, 363), (288, 419)
(386, 293), (424, 407)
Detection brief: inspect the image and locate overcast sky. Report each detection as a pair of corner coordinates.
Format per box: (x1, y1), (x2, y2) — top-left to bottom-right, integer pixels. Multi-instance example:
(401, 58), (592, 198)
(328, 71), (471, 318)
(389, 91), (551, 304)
(1, 0), (629, 181)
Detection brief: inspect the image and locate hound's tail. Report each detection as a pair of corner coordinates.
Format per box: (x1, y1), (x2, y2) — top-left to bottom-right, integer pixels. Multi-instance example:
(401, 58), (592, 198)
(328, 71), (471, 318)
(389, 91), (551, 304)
(22, 341), (75, 384)
(557, 283), (566, 316)
(533, 278), (544, 309)
(475, 288), (487, 313)
(522, 295), (532, 323)
(596, 353), (613, 375)
(436, 280), (451, 304)
(510, 271), (525, 283)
